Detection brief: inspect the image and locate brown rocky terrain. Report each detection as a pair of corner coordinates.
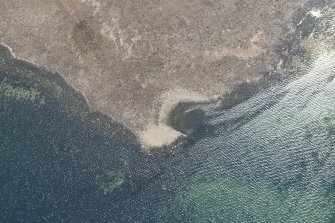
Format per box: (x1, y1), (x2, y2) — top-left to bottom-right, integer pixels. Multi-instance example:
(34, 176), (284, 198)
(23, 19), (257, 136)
(0, 0), (309, 148)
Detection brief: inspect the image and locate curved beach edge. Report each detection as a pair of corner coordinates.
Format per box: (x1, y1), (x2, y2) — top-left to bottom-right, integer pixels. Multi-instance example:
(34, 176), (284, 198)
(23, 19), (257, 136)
(138, 88), (212, 150)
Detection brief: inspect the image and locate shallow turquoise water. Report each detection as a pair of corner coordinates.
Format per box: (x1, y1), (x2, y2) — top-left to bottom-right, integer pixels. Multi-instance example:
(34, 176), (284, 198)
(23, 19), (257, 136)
(2, 3), (335, 218)
(166, 53), (335, 222)
(1, 43), (335, 222)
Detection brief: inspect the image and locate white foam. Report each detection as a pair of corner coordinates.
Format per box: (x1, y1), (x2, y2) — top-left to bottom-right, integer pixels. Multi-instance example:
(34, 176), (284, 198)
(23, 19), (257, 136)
(310, 10), (323, 18)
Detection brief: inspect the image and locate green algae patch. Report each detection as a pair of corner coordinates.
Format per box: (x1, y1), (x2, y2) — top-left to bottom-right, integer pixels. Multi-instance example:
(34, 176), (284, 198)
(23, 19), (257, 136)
(0, 44), (140, 222)
(96, 170), (125, 195)
(0, 79), (45, 104)
(324, 113), (335, 126)
(0, 45), (90, 118)
(172, 178), (335, 223)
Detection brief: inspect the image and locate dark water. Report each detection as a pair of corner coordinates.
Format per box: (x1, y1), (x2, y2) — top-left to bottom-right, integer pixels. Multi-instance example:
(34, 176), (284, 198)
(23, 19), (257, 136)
(1, 4), (335, 222)
(1, 46), (335, 222)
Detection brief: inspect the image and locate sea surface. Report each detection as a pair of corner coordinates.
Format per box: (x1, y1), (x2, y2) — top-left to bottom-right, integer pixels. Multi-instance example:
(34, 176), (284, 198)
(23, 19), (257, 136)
(1, 44), (335, 222)
(1, 3), (335, 222)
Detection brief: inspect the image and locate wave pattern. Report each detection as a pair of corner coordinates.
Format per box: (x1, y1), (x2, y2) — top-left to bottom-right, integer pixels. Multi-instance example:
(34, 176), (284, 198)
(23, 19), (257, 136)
(167, 53), (335, 222)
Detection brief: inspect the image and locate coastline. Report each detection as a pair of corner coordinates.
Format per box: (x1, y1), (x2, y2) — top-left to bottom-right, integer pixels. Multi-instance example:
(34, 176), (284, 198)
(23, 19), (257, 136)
(139, 89), (213, 149)
(0, 0), (307, 150)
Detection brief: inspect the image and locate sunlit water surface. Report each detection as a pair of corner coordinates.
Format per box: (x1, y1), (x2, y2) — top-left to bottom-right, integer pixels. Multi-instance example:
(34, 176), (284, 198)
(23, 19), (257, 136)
(1, 47), (335, 222)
